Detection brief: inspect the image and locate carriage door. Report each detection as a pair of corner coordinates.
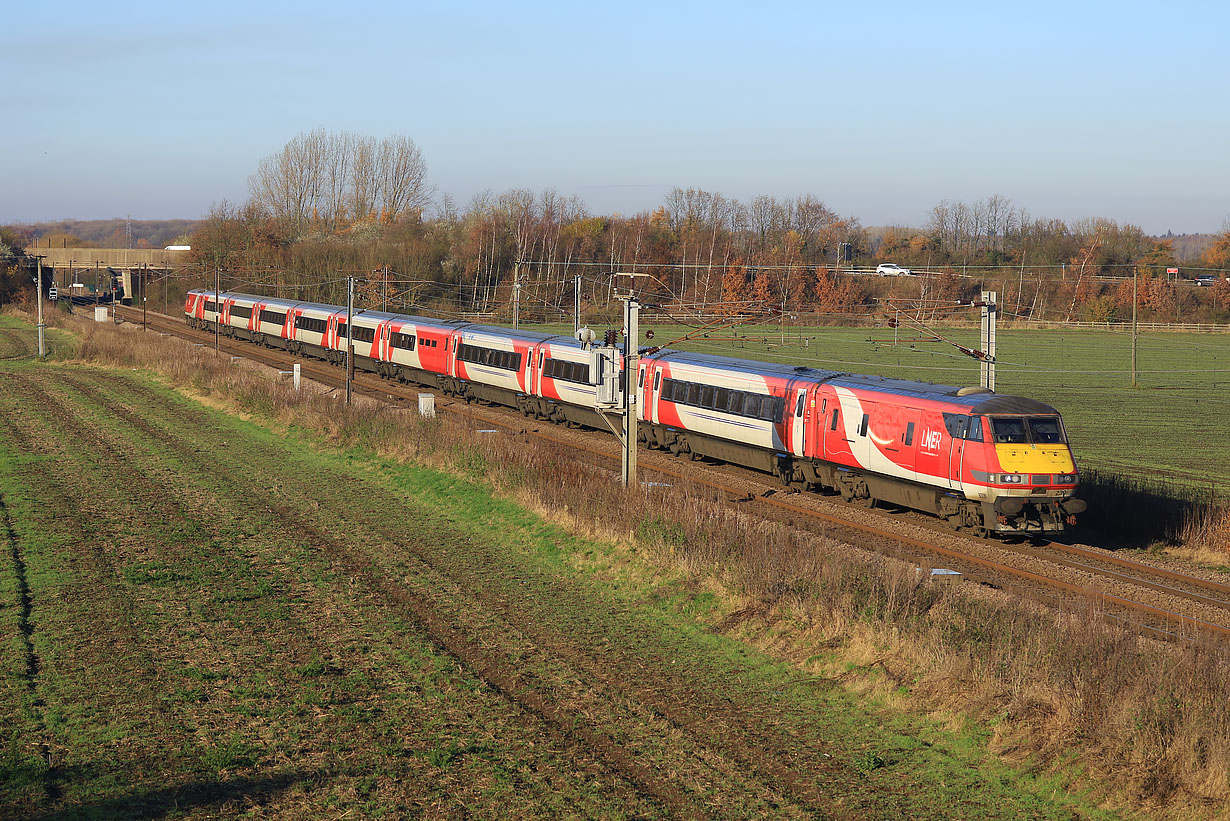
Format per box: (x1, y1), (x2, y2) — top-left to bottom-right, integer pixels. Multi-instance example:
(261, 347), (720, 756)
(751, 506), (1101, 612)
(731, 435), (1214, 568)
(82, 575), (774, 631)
(381, 321), (393, 362)
(650, 366), (662, 424)
(791, 387), (808, 456)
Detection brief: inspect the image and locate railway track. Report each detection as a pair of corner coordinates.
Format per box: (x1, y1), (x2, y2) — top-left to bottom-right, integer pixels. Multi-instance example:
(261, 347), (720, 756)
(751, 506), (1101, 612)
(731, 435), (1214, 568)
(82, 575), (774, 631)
(114, 306), (1230, 643)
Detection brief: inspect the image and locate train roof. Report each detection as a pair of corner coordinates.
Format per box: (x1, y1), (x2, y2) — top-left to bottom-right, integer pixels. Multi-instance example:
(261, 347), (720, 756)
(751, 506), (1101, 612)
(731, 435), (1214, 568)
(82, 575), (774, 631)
(648, 349), (844, 381)
(463, 323), (567, 345)
(655, 350), (1058, 415)
(829, 374), (1059, 415)
(216, 292), (469, 328)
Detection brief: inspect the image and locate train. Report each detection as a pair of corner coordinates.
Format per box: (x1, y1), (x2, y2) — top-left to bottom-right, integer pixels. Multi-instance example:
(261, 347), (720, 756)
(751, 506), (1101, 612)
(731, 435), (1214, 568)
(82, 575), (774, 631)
(185, 289), (1086, 536)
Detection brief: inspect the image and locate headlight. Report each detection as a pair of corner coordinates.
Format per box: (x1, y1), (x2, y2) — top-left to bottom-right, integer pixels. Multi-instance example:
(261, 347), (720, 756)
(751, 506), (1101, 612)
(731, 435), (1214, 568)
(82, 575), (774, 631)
(1054, 474), (1077, 485)
(998, 474), (1024, 484)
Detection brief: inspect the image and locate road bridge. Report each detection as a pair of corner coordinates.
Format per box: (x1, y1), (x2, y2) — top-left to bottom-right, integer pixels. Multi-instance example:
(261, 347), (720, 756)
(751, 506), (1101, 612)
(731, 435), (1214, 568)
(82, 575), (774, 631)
(22, 246), (191, 304)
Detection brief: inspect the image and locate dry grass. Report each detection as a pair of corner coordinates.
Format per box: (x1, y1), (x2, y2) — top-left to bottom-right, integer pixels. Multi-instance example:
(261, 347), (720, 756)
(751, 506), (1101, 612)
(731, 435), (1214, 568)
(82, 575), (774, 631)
(28, 308), (1230, 816)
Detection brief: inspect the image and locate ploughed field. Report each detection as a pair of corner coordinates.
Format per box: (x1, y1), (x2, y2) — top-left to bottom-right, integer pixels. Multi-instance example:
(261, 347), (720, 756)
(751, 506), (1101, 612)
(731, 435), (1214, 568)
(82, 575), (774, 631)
(0, 336), (1101, 816)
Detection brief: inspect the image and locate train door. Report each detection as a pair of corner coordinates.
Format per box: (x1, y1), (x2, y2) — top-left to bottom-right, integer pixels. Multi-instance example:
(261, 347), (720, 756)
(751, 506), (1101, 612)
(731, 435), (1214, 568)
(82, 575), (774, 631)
(649, 365), (663, 423)
(895, 407), (921, 480)
(821, 392), (854, 464)
(852, 400), (875, 469)
(530, 344), (543, 397)
(790, 386), (808, 456)
(945, 413), (968, 490)
(379, 320), (393, 362)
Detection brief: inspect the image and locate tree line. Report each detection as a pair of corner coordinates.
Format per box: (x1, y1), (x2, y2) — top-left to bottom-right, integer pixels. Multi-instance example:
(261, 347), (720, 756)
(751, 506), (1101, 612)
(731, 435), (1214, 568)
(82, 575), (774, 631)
(8, 129), (1230, 324)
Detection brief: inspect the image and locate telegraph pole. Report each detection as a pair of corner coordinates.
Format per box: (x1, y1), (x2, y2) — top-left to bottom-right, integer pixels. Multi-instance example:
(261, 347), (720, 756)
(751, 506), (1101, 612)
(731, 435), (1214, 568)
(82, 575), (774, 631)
(622, 295), (639, 489)
(513, 263), (521, 329)
(214, 266), (220, 356)
(1131, 267), (1138, 388)
(35, 256), (46, 358)
(346, 275), (354, 404)
(574, 274), (581, 335)
(980, 290), (997, 391)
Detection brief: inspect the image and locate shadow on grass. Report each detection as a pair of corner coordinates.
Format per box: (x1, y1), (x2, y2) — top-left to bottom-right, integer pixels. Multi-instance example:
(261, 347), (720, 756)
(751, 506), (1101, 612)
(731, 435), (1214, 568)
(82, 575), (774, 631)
(25, 769), (309, 821)
(1075, 467), (1218, 548)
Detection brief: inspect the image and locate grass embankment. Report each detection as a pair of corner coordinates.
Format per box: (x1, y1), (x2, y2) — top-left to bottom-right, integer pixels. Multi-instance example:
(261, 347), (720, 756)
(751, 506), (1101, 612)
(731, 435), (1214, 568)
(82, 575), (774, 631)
(0, 314), (1119, 818)
(4, 309), (1230, 817)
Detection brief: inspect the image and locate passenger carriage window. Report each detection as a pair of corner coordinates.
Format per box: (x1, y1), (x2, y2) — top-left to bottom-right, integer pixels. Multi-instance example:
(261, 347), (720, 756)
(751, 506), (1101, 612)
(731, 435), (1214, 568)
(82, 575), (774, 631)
(639, 370), (645, 387)
(859, 414), (869, 436)
(715, 387), (730, 410)
(727, 391), (744, 414)
(830, 408), (840, 431)
(686, 383), (702, 405)
(795, 395), (805, 417)
(653, 372), (661, 391)
(743, 393), (762, 417)
(905, 421), (915, 446)
(698, 385), (715, 408)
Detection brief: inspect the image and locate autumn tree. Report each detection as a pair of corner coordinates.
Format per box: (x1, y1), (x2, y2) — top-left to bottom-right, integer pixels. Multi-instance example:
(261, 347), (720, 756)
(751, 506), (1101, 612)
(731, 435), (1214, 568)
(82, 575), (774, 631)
(1202, 222), (1230, 270)
(0, 229), (31, 307)
(719, 259), (750, 314)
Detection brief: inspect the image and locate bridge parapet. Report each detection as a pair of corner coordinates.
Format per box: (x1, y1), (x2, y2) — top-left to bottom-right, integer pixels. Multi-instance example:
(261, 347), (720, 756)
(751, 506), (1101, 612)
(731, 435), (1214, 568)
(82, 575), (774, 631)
(23, 247), (191, 269)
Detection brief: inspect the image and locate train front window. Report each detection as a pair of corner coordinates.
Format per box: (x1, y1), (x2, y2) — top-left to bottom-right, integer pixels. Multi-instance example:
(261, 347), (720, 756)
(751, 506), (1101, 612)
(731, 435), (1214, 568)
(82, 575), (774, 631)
(990, 417), (1028, 444)
(1028, 416), (1066, 444)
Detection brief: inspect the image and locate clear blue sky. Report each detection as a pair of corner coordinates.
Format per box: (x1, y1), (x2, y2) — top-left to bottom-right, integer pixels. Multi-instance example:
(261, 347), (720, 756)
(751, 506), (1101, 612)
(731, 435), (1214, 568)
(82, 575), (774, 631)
(5, 0), (1228, 234)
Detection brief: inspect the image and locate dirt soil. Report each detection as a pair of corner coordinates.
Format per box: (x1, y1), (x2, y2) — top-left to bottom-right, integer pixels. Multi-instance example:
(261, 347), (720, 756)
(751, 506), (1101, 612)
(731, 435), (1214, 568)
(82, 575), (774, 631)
(0, 353), (1104, 817)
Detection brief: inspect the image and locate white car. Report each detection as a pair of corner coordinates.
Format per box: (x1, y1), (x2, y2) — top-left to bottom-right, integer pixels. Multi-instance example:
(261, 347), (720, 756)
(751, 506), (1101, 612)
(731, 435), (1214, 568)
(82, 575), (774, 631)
(876, 263), (913, 277)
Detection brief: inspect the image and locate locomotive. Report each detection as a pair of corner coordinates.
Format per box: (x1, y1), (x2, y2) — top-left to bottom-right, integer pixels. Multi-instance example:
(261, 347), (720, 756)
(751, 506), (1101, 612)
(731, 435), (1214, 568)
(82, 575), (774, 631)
(186, 289), (1085, 536)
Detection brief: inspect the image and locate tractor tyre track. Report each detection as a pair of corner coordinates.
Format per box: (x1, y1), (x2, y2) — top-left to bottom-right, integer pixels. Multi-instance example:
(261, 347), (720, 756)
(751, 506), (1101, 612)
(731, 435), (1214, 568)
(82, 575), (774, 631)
(59, 366), (874, 815)
(37, 370), (692, 815)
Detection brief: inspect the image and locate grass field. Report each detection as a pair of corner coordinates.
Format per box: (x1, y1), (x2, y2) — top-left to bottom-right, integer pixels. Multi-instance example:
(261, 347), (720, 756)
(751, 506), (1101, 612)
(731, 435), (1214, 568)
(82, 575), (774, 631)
(532, 319), (1230, 492)
(0, 332), (1123, 817)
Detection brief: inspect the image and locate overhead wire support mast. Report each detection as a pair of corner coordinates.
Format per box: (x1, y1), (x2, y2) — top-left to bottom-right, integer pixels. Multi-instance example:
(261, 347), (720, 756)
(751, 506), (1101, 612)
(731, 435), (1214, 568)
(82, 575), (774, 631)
(346, 275), (354, 405)
(980, 290), (997, 391)
(34, 255), (46, 358)
(622, 293), (639, 490)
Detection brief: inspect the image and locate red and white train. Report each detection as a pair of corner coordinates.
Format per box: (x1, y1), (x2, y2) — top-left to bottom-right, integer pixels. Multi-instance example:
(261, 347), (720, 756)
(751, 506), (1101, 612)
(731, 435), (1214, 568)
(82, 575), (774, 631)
(187, 289), (1086, 535)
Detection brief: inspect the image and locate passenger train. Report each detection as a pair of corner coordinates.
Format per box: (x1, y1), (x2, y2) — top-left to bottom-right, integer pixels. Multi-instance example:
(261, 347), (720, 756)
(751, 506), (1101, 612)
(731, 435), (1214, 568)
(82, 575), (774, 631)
(186, 289), (1086, 536)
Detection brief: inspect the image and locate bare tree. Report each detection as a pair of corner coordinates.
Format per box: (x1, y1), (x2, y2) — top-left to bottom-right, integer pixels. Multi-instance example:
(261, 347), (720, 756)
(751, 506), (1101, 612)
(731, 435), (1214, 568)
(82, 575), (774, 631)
(249, 129), (433, 237)
(380, 135), (433, 218)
